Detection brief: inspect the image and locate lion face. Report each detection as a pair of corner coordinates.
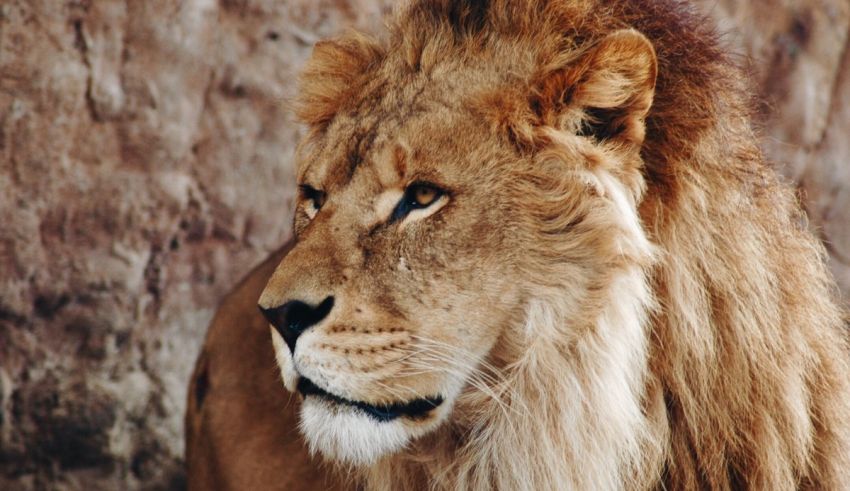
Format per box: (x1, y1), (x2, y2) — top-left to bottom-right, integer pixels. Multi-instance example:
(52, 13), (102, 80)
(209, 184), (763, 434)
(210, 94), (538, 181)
(259, 103), (527, 463)
(259, 24), (657, 465)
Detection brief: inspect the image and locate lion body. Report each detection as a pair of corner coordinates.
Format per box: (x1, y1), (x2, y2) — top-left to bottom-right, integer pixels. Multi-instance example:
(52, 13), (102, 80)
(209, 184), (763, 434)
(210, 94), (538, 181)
(187, 0), (850, 489)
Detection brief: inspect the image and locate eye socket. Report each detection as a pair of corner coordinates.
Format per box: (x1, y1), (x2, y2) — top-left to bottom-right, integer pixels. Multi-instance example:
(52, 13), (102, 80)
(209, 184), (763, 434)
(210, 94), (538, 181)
(390, 182), (445, 223)
(299, 184), (326, 218)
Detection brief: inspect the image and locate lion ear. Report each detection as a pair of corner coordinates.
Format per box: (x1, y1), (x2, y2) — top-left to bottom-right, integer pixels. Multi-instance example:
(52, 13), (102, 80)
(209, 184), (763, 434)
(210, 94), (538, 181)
(532, 29), (657, 146)
(295, 31), (384, 128)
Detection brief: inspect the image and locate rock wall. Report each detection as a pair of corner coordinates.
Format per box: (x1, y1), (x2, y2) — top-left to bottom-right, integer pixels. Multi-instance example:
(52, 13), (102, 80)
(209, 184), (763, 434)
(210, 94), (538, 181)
(0, 0), (847, 489)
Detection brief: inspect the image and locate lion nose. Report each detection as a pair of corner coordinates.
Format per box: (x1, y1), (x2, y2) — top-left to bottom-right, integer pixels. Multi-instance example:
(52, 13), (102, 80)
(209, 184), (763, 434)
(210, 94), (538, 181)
(259, 296), (335, 354)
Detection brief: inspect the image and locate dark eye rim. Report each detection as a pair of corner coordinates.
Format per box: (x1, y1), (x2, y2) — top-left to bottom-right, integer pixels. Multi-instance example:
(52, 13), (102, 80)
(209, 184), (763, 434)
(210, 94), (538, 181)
(298, 184), (326, 210)
(390, 181), (446, 223)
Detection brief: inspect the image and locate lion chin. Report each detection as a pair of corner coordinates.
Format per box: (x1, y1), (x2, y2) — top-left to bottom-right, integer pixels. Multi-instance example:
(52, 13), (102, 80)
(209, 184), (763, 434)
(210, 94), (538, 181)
(298, 397), (438, 466)
(297, 373), (454, 466)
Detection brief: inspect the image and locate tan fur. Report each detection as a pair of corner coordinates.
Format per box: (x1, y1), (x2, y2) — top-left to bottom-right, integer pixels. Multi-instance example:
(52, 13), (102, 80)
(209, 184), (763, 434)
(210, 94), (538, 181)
(189, 0), (850, 489)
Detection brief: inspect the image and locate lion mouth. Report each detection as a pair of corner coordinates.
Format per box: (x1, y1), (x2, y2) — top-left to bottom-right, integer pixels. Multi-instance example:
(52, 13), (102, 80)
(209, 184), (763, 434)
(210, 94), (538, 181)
(296, 377), (443, 422)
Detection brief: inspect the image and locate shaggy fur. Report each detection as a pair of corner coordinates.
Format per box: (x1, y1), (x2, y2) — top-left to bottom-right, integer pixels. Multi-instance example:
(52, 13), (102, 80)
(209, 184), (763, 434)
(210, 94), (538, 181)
(251, 0), (850, 489)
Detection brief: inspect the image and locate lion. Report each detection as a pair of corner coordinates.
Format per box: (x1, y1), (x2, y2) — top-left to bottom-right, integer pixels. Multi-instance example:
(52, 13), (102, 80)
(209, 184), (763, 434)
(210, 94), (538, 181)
(185, 0), (850, 489)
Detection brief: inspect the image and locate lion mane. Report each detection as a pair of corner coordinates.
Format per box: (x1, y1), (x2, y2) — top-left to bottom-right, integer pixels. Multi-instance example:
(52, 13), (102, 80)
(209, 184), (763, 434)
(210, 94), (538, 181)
(188, 0), (850, 489)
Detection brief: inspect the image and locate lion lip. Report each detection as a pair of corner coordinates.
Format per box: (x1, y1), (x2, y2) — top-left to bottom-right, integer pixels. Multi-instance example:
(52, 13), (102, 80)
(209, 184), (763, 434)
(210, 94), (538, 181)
(296, 377), (443, 422)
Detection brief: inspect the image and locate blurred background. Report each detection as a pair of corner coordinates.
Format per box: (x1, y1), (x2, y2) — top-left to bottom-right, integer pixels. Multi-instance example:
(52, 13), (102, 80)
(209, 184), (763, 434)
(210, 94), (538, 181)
(0, 0), (848, 489)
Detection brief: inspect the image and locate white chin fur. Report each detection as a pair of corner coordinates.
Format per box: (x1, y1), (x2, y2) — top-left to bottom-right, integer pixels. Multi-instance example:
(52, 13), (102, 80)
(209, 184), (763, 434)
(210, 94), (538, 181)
(299, 397), (413, 466)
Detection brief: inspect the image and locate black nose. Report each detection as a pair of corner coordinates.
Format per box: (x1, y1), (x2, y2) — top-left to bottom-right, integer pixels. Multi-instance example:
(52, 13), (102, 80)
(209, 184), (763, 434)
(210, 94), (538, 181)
(259, 296), (334, 354)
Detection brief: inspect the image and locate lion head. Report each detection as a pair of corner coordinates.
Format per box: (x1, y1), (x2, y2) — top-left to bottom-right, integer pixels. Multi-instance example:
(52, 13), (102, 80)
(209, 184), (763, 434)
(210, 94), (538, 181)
(257, 0), (850, 488)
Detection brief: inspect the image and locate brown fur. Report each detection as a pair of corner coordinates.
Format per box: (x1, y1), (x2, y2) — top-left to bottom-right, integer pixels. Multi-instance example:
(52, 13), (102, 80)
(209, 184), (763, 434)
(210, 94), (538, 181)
(187, 0), (850, 489)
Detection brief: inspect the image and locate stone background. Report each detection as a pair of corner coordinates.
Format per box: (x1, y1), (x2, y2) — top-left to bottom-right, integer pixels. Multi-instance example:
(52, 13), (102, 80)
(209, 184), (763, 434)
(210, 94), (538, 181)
(0, 0), (847, 489)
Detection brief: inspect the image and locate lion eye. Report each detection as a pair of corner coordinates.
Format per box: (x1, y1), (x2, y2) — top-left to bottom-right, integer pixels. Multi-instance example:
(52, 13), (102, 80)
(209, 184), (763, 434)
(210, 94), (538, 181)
(299, 184), (326, 219)
(413, 185), (439, 207)
(391, 182), (445, 222)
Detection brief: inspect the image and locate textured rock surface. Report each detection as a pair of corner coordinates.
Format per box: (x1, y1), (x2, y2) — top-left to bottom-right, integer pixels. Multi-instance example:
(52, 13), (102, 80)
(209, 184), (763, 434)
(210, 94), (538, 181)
(0, 0), (847, 489)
